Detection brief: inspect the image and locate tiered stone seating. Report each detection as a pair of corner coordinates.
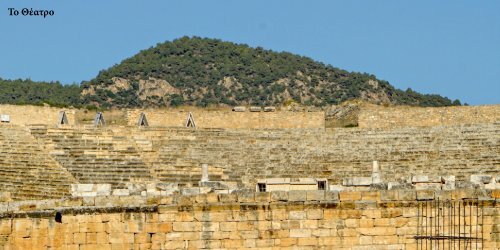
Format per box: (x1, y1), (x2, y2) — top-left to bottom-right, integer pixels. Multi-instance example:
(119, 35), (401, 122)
(131, 128), (231, 185)
(13, 122), (498, 189)
(29, 126), (154, 188)
(0, 125), (76, 200)
(129, 123), (499, 187)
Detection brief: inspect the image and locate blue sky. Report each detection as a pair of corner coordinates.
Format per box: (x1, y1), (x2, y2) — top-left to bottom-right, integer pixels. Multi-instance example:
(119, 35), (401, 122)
(0, 1), (499, 105)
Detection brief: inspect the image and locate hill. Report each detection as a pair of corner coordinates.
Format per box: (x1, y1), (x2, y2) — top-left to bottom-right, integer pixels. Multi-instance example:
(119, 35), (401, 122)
(0, 37), (461, 109)
(0, 78), (81, 107)
(81, 36), (461, 108)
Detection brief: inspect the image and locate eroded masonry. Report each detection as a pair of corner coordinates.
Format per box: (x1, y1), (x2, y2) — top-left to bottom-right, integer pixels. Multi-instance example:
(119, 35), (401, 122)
(0, 104), (498, 249)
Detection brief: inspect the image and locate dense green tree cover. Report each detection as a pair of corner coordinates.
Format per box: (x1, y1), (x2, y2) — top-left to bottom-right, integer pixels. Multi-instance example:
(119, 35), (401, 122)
(0, 78), (81, 107)
(0, 37), (460, 109)
(82, 36), (460, 108)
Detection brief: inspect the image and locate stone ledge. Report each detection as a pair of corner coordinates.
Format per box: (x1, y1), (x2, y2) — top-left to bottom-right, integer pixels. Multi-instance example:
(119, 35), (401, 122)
(0, 189), (497, 217)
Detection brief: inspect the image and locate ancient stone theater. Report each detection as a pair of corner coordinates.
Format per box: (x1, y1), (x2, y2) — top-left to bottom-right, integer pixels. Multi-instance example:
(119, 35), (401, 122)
(0, 104), (498, 249)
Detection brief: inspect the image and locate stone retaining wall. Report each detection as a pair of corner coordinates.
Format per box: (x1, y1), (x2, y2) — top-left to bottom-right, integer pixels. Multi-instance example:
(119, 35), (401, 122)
(125, 109), (325, 129)
(0, 190), (498, 249)
(358, 105), (500, 129)
(0, 105), (76, 126)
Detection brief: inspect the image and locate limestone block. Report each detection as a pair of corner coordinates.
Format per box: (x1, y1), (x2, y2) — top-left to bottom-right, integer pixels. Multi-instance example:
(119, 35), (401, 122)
(255, 192), (271, 202)
(361, 191), (380, 201)
(199, 187), (212, 194)
(95, 184), (111, 196)
(0, 114), (10, 122)
(329, 185), (344, 192)
(416, 190), (435, 200)
(214, 190), (229, 194)
(146, 183), (158, 193)
(343, 177), (372, 186)
(415, 183), (441, 191)
(0, 203), (8, 213)
(339, 191), (361, 201)
(435, 190), (452, 200)
(306, 190), (325, 201)
(127, 183), (147, 195)
(289, 229), (311, 238)
(146, 190), (161, 197)
(311, 228), (330, 237)
(232, 106), (246, 112)
(441, 175), (455, 183)
(199, 181), (229, 190)
(180, 188), (200, 196)
(356, 227), (396, 236)
(236, 191), (255, 202)
(112, 189), (130, 196)
(397, 190), (416, 201)
(492, 190), (500, 199)
(288, 190), (307, 201)
(380, 190), (398, 201)
(156, 183), (178, 191)
(289, 210), (307, 220)
(165, 240), (185, 249)
(80, 192), (97, 197)
(218, 193), (237, 203)
(387, 182), (412, 190)
(220, 222), (238, 232)
(270, 191), (288, 202)
(484, 182), (500, 190)
(73, 184), (94, 192)
(441, 175), (456, 190)
(470, 175), (492, 184)
(371, 161), (382, 184)
(264, 106), (276, 112)
(175, 196), (193, 207)
(109, 232), (134, 244)
(0, 192), (12, 202)
(173, 222), (201, 232)
(370, 183), (387, 190)
(411, 175), (427, 183)
(73, 232), (86, 244)
(306, 209), (323, 220)
(249, 106), (261, 112)
(411, 175), (440, 183)
(324, 191), (339, 201)
(297, 237), (318, 246)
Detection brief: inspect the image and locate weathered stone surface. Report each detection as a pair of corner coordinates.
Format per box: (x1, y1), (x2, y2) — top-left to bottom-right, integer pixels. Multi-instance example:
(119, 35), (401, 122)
(415, 183), (441, 191)
(264, 106), (276, 112)
(249, 106), (261, 112)
(470, 175), (492, 184)
(270, 191), (288, 202)
(95, 184), (111, 196)
(0, 103), (498, 248)
(0, 189), (498, 249)
(306, 191), (325, 201)
(343, 177), (372, 186)
(232, 106), (246, 112)
(416, 190), (434, 200)
(324, 191), (339, 201)
(288, 190), (307, 202)
(112, 189), (130, 196)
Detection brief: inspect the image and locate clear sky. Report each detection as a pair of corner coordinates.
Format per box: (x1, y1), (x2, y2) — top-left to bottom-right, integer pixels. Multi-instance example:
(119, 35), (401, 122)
(0, 1), (499, 105)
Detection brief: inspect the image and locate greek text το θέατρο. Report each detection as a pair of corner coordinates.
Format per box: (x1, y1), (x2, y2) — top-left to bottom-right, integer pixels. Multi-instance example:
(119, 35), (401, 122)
(8, 8), (54, 18)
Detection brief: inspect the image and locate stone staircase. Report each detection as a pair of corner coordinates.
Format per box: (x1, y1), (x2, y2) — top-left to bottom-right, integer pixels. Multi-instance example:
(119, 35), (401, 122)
(0, 124), (76, 200)
(29, 126), (154, 188)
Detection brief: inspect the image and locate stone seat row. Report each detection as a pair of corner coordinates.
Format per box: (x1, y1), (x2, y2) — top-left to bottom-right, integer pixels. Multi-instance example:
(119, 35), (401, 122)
(9, 123), (495, 192)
